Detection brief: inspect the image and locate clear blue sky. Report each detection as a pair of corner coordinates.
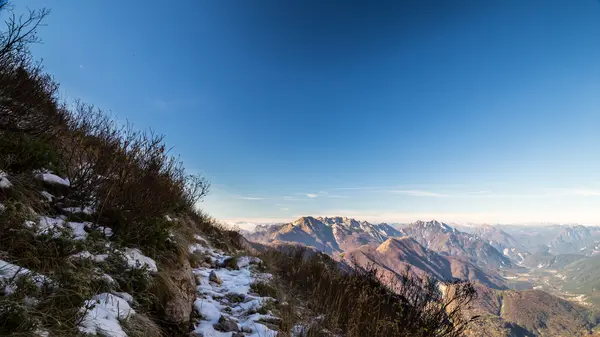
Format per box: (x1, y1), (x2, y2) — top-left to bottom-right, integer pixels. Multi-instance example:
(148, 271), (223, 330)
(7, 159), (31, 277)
(16, 0), (600, 225)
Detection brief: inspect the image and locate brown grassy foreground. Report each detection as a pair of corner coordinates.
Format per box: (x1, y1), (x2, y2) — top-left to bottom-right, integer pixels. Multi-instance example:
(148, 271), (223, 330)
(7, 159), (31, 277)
(260, 246), (478, 337)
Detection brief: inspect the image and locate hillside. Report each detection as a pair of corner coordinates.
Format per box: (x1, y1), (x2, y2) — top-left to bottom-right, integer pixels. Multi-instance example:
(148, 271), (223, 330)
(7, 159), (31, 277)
(343, 237), (507, 290)
(464, 285), (596, 337)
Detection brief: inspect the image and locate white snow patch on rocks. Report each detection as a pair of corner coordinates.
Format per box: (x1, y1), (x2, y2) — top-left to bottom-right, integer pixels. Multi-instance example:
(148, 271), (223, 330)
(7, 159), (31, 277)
(0, 171), (12, 188)
(25, 216), (112, 240)
(38, 172), (70, 186)
(123, 248), (158, 273)
(63, 206), (95, 215)
(0, 260), (49, 295)
(78, 292), (134, 337)
(191, 240), (278, 337)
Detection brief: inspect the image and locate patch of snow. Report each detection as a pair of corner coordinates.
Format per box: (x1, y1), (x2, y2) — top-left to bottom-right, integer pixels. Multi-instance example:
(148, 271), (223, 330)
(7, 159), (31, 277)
(39, 172), (70, 187)
(0, 260), (49, 295)
(191, 246), (278, 337)
(26, 216), (111, 240)
(0, 203), (5, 213)
(79, 293), (134, 337)
(40, 191), (54, 201)
(66, 222), (89, 240)
(123, 248), (158, 273)
(35, 216), (66, 237)
(63, 206), (95, 215)
(111, 291), (134, 304)
(100, 274), (116, 285)
(0, 171), (12, 189)
(70, 251), (109, 263)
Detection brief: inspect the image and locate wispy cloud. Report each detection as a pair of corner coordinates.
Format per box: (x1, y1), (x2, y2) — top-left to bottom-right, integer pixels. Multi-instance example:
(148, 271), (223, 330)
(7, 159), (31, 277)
(306, 193), (319, 198)
(331, 186), (380, 191)
(388, 189), (449, 197)
(149, 97), (170, 111)
(234, 195), (266, 200)
(280, 208), (289, 211)
(549, 188), (600, 197)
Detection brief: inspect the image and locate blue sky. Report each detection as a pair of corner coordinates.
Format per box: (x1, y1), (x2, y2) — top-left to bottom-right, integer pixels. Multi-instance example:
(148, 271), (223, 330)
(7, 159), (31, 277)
(16, 1), (600, 225)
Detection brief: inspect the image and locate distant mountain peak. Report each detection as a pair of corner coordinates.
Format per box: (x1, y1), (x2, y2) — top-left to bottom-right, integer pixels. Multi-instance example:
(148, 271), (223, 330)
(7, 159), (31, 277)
(411, 219), (456, 233)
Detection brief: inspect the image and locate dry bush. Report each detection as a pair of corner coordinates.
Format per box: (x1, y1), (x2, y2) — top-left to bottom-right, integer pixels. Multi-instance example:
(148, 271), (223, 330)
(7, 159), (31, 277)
(262, 247), (478, 337)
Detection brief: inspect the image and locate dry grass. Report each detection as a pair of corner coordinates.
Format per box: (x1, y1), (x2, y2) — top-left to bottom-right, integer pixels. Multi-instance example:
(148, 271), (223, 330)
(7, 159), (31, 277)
(261, 246), (478, 337)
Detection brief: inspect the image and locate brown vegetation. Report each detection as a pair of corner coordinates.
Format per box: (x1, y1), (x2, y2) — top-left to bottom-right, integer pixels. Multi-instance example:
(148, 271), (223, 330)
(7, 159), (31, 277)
(261, 246), (478, 337)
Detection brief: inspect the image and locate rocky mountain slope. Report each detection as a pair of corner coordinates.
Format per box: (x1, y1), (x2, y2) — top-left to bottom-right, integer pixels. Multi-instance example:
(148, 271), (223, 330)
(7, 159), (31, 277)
(343, 237), (507, 289)
(464, 285), (596, 337)
(246, 216), (402, 254)
(400, 220), (513, 270)
(547, 225), (600, 255)
(473, 225), (530, 264)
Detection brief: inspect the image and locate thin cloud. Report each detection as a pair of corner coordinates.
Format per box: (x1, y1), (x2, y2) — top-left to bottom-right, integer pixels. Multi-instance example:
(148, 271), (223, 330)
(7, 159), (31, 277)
(234, 196), (266, 200)
(388, 189), (449, 197)
(331, 186), (380, 191)
(550, 188), (600, 197)
(280, 208), (289, 211)
(306, 193), (319, 198)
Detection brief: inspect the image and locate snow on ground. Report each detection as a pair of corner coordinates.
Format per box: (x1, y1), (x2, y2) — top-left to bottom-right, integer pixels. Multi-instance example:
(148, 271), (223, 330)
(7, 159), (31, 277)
(63, 206), (95, 215)
(191, 241), (278, 337)
(0, 260), (49, 295)
(40, 191), (54, 201)
(0, 171), (12, 188)
(25, 216), (112, 240)
(38, 172), (70, 186)
(123, 248), (158, 273)
(70, 251), (109, 262)
(79, 292), (135, 337)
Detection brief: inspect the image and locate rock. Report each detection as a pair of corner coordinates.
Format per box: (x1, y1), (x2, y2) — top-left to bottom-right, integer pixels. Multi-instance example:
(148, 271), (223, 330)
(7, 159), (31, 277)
(214, 315), (239, 332)
(232, 333), (245, 337)
(209, 270), (222, 285)
(162, 259), (197, 325)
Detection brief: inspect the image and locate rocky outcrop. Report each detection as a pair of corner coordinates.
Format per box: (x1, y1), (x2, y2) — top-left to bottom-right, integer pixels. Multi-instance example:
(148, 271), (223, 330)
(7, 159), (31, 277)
(162, 259), (196, 325)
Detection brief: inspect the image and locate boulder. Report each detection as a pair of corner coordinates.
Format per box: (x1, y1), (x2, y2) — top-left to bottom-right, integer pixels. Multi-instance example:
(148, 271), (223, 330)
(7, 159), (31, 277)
(209, 270), (222, 285)
(214, 315), (239, 332)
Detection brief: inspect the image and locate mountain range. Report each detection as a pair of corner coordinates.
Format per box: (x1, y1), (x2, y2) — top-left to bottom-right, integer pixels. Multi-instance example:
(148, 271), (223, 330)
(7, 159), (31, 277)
(244, 216), (600, 336)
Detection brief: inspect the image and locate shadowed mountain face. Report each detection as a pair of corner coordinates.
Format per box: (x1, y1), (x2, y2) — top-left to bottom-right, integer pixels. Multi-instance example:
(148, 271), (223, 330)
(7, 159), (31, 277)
(344, 237), (508, 290)
(400, 220), (513, 270)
